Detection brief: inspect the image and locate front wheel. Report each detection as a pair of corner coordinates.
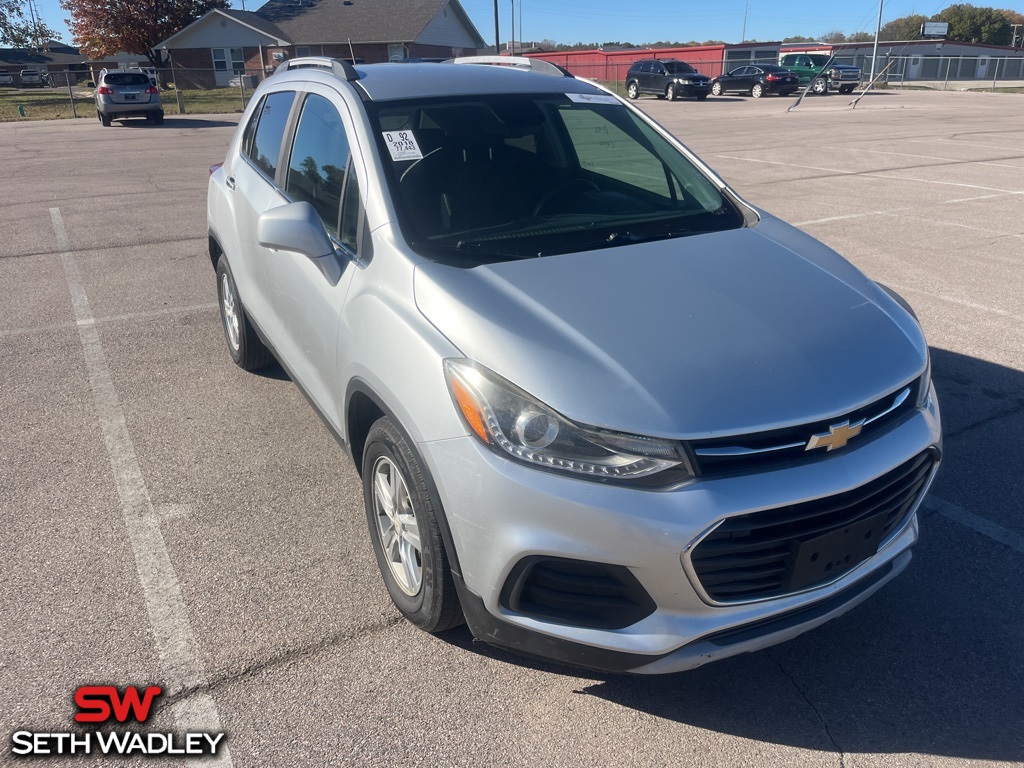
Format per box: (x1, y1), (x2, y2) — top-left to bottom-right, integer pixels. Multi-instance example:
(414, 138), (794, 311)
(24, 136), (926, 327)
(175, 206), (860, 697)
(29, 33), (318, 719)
(666, 83), (677, 101)
(751, 83), (764, 99)
(363, 417), (463, 633)
(811, 77), (828, 95)
(711, 81), (723, 96)
(626, 81), (639, 99)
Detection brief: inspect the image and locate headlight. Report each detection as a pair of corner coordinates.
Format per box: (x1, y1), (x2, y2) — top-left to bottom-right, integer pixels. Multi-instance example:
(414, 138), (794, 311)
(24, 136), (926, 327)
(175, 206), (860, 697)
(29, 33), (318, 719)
(677, 78), (693, 85)
(444, 359), (693, 486)
(917, 350), (932, 408)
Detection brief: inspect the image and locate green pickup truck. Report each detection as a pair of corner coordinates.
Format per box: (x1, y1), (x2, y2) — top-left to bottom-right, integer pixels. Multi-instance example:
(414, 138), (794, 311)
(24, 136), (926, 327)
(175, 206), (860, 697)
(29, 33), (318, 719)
(779, 53), (861, 94)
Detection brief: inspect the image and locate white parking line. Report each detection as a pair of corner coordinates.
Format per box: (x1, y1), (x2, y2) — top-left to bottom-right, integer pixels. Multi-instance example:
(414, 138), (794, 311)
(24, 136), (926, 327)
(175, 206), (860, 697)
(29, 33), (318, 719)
(713, 154), (1024, 194)
(927, 496), (1024, 556)
(0, 303), (218, 338)
(821, 145), (1024, 170)
(50, 207), (233, 767)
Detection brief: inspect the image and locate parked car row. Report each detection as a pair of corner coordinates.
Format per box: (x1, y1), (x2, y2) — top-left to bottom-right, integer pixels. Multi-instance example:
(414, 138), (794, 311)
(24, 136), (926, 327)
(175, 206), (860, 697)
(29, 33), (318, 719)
(0, 69), (55, 88)
(625, 58), (861, 101)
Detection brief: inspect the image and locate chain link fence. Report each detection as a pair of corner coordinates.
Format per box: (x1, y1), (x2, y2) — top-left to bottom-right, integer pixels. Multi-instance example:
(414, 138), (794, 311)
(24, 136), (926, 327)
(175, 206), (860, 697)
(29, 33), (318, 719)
(2, 57), (1022, 121)
(533, 55), (1024, 94)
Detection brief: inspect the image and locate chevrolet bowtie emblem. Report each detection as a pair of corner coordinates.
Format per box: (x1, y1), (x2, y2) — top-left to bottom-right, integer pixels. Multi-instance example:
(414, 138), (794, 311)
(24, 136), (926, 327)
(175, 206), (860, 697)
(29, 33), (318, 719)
(805, 420), (864, 452)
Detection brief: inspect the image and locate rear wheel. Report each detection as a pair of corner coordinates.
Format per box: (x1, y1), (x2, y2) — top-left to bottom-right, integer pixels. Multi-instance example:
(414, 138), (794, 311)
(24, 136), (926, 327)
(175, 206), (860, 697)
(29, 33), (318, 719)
(98, 110), (111, 127)
(711, 81), (723, 96)
(626, 81), (639, 99)
(363, 417), (463, 633)
(751, 83), (764, 99)
(215, 257), (273, 371)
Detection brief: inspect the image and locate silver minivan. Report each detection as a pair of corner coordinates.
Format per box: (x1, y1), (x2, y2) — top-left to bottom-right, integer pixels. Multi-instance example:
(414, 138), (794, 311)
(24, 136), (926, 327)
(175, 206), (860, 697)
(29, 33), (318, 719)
(207, 57), (941, 673)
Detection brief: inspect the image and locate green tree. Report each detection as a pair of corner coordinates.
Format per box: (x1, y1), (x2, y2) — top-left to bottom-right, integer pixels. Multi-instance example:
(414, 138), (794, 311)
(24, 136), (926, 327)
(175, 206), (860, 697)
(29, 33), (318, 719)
(932, 4), (1011, 44)
(879, 14), (929, 41)
(783, 35), (816, 43)
(847, 31), (874, 42)
(0, 0), (55, 47)
(820, 29), (847, 43)
(61, 0), (229, 68)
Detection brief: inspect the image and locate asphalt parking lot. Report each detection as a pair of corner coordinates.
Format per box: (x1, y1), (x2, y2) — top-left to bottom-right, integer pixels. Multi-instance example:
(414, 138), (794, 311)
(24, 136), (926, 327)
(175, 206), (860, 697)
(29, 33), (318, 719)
(1, 88), (1022, 767)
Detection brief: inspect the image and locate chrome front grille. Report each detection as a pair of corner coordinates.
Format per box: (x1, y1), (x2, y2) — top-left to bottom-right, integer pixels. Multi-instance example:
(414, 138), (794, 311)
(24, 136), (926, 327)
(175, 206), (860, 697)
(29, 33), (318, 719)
(690, 379), (920, 477)
(688, 450), (936, 603)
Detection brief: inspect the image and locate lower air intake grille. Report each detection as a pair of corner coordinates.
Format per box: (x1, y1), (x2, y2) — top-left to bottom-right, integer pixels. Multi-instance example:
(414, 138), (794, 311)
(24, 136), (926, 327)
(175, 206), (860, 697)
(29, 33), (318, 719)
(501, 557), (656, 630)
(690, 450), (936, 603)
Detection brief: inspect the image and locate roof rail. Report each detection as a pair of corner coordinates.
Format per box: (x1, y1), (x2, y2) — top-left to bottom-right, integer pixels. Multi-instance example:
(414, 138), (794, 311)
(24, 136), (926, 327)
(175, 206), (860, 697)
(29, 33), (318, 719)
(446, 55), (573, 78)
(274, 56), (361, 82)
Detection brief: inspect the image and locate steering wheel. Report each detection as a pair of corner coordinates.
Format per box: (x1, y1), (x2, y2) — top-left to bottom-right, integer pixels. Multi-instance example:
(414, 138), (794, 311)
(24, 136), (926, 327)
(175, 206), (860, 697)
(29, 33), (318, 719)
(532, 178), (600, 216)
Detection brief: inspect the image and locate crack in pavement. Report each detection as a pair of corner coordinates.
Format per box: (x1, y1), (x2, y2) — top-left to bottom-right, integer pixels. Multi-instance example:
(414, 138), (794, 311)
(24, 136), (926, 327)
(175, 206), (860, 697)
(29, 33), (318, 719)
(766, 649), (847, 768)
(156, 615), (407, 713)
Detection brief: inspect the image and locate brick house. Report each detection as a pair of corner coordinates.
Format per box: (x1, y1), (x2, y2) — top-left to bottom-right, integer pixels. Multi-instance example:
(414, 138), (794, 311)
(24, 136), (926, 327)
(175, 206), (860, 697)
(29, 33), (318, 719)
(157, 0), (485, 89)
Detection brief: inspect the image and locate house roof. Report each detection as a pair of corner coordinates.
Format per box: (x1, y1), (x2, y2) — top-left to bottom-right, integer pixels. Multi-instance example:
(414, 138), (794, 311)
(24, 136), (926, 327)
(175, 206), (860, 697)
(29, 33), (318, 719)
(158, 8), (291, 49)
(254, 0), (484, 47)
(0, 48), (87, 68)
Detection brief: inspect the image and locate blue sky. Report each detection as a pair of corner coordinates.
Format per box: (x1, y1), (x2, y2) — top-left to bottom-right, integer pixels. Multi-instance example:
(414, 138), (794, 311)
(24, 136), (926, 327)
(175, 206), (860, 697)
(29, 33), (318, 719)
(32, 0), (1024, 49)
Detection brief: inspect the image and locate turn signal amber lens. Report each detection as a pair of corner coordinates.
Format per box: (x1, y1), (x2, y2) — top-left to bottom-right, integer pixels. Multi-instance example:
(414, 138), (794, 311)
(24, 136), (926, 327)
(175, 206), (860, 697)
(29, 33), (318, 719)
(450, 376), (490, 444)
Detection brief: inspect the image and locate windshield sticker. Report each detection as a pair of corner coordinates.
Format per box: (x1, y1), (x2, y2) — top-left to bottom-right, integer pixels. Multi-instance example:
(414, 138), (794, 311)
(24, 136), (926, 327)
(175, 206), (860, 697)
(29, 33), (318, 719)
(566, 92), (622, 105)
(382, 130), (423, 161)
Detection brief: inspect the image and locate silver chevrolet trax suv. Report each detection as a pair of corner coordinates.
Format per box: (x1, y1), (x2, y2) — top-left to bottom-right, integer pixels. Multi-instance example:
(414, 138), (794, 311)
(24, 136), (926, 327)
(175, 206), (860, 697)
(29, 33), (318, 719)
(207, 56), (940, 673)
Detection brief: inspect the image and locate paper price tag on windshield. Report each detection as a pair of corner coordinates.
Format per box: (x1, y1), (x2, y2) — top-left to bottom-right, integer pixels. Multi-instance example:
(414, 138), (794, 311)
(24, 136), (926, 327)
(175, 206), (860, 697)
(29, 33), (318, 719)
(566, 93), (621, 105)
(382, 131), (423, 161)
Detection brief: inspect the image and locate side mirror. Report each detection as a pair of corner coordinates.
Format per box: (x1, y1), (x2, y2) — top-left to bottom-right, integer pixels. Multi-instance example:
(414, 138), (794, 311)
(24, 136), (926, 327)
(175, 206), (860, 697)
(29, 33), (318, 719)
(257, 201), (335, 260)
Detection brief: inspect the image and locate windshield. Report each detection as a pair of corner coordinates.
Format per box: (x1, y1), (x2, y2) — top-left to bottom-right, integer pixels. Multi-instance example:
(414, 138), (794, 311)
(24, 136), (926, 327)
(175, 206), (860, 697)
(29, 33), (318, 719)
(370, 93), (744, 266)
(664, 62), (697, 75)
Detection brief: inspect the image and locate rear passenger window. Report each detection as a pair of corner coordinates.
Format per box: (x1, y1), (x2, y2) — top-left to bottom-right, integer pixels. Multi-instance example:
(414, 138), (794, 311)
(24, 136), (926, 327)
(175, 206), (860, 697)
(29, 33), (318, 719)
(285, 94), (350, 235)
(246, 90), (296, 179)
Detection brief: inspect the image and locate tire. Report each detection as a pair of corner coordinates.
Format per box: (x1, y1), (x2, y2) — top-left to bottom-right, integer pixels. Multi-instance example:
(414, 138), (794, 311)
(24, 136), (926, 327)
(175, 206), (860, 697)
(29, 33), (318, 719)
(751, 83), (764, 99)
(811, 77), (828, 95)
(711, 81), (723, 96)
(363, 417), (463, 633)
(152, 111), (164, 125)
(215, 256), (274, 371)
(666, 83), (677, 101)
(99, 111), (112, 127)
(626, 81), (639, 99)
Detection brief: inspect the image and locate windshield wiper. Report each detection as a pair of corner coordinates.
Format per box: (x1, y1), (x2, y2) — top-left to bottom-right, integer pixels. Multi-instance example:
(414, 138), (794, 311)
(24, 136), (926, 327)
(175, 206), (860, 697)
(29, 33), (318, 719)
(537, 229), (691, 257)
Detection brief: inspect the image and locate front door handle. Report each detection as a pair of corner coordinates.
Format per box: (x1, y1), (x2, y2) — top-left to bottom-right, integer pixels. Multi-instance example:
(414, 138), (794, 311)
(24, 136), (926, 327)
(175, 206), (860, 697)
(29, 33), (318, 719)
(226, 176), (236, 190)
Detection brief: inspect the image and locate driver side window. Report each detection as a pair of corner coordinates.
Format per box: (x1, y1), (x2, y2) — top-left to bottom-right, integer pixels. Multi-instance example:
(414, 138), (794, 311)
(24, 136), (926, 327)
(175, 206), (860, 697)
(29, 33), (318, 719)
(284, 93), (367, 258)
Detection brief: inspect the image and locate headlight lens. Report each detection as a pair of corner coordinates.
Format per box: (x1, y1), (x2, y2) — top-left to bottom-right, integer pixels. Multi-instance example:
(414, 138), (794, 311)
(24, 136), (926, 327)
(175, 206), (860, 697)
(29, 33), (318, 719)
(444, 359), (692, 486)
(917, 350), (933, 407)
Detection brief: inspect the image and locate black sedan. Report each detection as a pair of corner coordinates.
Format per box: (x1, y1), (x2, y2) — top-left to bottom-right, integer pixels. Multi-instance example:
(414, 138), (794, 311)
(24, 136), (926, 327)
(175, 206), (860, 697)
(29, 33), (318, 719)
(710, 65), (799, 98)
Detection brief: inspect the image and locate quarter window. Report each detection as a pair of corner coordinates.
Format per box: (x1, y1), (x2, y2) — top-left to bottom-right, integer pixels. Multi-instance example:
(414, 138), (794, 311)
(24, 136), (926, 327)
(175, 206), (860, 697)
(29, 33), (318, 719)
(284, 94), (351, 236)
(246, 91), (296, 179)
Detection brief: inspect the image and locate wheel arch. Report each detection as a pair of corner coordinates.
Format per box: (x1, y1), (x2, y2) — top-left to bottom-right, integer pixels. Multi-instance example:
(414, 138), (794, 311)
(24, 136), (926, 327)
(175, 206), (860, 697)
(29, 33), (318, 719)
(346, 377), (464, 576)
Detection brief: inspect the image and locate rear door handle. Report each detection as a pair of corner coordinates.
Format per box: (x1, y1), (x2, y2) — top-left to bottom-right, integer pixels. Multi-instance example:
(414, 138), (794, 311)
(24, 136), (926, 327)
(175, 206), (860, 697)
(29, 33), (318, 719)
(226, 176), (236, 190)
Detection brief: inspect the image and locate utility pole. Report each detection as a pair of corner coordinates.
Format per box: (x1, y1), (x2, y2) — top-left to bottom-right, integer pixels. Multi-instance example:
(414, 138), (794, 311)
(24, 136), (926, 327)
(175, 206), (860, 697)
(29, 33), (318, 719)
(741, 0), (749, 43)
(493, 0), (500, 54)
(869, 0), (883, 83)
(510, 0), (514, 55)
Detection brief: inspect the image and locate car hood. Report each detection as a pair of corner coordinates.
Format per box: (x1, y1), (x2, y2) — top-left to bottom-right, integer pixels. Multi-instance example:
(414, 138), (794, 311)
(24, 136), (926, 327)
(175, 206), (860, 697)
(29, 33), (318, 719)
(413, 217), (925, 439)
(831, 64), (861, 72)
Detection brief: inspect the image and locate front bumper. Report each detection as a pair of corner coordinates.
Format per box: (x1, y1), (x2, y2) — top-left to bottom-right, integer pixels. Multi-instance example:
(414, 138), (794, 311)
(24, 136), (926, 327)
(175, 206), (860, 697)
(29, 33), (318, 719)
(675, 82), (711, 96)
(420, 389), (941, 673)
